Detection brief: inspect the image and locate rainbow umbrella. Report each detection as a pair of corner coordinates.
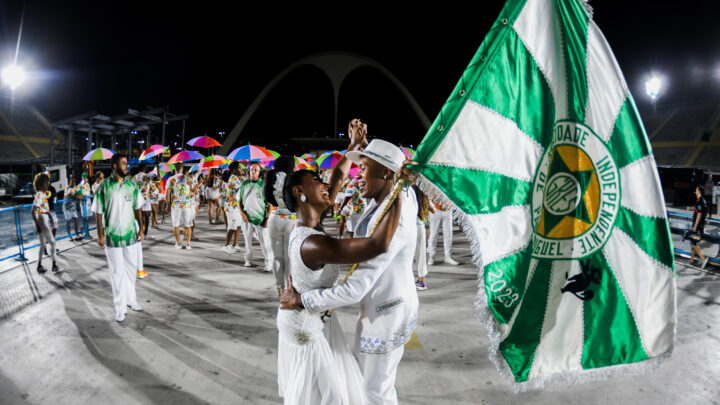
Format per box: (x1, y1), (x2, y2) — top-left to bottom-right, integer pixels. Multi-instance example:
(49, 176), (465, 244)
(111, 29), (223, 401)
(300, 153), (316, 161)
(266, 149), (280, 159)
(83, 148), (114, 161)
(399, 146), (416, 160)
(186, 136), (222, 148)
(227, 144), (275, 162)
(157, 163), (175, 179)
(168, 150), (204, 164)
(139, 144), (168, 161)
(316, 150), (345, 169)
(200, 154), (230, 169)
(294, 156), (314, 170)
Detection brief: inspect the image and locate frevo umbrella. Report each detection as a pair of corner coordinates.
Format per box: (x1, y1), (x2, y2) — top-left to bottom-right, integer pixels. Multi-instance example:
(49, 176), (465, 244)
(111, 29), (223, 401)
(83, 148), (114, 161)
(167, 150), (204, 164)
(227, 144), (275, 162)
(186, 136), (222, 148)
(139, 144), (168, 161)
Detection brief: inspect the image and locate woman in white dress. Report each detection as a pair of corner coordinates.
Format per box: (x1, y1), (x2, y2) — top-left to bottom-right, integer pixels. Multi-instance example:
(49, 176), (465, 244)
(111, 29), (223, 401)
(277, 119), (401, 405)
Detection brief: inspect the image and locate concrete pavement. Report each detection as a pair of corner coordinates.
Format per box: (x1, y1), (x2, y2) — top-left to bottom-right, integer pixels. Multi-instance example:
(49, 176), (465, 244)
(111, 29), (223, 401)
(0, 209), (718, 404)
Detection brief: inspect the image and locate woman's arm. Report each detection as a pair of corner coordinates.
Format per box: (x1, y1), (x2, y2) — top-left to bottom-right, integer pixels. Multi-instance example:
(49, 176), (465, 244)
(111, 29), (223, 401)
(300, 195), (402, 269)
(327, 119), (367, 203)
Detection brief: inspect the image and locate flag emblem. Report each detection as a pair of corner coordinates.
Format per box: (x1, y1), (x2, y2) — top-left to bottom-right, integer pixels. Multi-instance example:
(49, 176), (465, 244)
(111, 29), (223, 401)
(532, 121), (619, 259)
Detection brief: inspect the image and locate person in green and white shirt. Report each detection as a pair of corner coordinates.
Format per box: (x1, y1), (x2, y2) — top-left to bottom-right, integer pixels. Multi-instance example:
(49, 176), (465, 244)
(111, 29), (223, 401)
(166, 165), (198, 249)
(92, 154), (145, 323)
(239, 162), (273, 270)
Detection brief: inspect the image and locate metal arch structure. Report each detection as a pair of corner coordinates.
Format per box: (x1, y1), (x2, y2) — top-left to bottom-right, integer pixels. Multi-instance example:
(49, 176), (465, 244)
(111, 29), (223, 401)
(218, 51), (432, 155)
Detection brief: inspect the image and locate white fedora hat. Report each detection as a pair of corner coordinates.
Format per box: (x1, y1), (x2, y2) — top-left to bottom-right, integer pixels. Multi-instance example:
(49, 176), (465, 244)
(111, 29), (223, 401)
(345, 139), (405, 173)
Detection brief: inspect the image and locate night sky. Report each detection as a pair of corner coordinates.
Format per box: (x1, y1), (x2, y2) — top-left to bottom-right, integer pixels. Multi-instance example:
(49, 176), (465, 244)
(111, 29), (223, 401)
(1, 1), (719, 152)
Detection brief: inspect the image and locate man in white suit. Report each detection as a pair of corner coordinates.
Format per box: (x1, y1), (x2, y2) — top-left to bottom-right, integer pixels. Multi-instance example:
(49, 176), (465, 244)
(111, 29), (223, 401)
(281, 139), (419, 404)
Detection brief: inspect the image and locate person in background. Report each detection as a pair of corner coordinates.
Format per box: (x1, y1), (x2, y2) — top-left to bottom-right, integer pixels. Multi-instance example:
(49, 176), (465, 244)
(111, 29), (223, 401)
(427, 197), (459, 266)
(78, 172), (92, 235)
(32, 173), (59, 274)
(93, 154), (144, 322)
(239, 162), (273, 270)
(414, 185), (432, 291)
(222, 162), (244, 254)
(166, 165), (198, 249)
(63, 175), (81, 241)
(204, 169), (222, 224)
(45, 170), (59, 253)
(689, 185), (710, 269)
(263, 155), (296, 294)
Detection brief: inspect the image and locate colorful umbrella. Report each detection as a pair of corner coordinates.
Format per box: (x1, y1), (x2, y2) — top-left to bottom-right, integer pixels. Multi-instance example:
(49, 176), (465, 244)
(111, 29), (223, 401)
(186, 136), (222, 148)
(294, 156), (314, 170)
(200, 154), (230, 169)
(139, 144), (168, 161)
(266, 149), (281, 159)
(227, 144), (275, 162)
(168, 150), (204, 164)
(157, 163), (175, 179)
(316, 150), (345, 169)
(83, 148), (114, 161)
(399, 146), (416, 160)
(300, 153), (316, 161)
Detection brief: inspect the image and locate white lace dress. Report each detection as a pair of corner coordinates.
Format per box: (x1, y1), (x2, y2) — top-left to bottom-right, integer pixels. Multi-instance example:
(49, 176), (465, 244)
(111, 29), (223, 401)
(277, 226), (366, 405)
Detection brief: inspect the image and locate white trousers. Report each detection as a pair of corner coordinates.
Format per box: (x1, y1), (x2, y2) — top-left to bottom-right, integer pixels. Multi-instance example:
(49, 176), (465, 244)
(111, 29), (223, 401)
(38, 214), (56, 265)
(136, 241), (144, 271)
(427, 210), (453, 258)
(268, 214), (295, 289)
(357, 346), (405, 405)
(241, 221), (273, 266)
(414, 221), (427, 278)
(104, 244), (140, 317)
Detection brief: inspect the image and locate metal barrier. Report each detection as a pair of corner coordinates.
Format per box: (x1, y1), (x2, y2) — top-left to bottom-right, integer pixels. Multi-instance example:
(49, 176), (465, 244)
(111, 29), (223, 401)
(0, 196), (96, 263)
(668, 209), (720, 266)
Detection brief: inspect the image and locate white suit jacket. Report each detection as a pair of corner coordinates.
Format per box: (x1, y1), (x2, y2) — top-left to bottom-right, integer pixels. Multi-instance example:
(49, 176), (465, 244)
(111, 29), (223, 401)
(302, 187), (419, 354)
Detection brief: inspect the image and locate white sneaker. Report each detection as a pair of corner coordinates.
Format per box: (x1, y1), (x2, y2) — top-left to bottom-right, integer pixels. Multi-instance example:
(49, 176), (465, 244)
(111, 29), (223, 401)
(232, 245), (241, 253)
(444, 257), (460, 265)
(116, 312), (126, 322)
(427, 256), (435, 266)
(702, 257), (710, 269)
(264, 264), (273, 272)
(186, 244), (192, 250)
(222, 245), (232, 253)
(244, 261), (253, 267)
(175, 243), (182, 249)
(128, 303), (143, 312)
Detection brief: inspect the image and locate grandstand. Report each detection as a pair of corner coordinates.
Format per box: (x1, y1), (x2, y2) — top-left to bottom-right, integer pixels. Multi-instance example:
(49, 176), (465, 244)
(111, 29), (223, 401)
(0, 95), (65, 166)
(641, 99), (720, 171)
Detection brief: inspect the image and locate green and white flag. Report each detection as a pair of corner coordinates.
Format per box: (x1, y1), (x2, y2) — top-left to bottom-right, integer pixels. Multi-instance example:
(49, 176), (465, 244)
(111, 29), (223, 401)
(412, 0), (676, 388)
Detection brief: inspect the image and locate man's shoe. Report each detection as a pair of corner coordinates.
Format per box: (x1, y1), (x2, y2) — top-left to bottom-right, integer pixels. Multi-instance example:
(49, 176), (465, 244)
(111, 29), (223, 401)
(137, 269), (148, 279)
(222, 245), (232, 253)
(37, 264), (47, 274)
(244, 261), (254, 267)
(52, 263), (60, 273)
(232, 245), (241, 253)
(264, 264), (273, 272)
(116, 313), (126, 322)
(416, 279), (427, 291)
(427, 257), (435, 266)
(175, 243), (182, 249)
(128, 303), (143, 312)
(186, 244), (192, 250)
(702, 257), (710, 269)
(444, 257), (460, 266)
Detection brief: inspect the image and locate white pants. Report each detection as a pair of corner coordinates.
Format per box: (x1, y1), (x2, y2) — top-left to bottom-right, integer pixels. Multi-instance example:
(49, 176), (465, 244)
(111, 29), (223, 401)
(104, 244), (140, 317)
(226, 210), (242, 231)
(136, 242), (144, 271)
(415, 221), (427, 278)
(38, 214), (56, 265)
(357, 346), (404, 405)
(241, 221), (273, 266)
(427, 210), (453, 259)
(171, 207), (194, 228)
(268, 214), (295, 289)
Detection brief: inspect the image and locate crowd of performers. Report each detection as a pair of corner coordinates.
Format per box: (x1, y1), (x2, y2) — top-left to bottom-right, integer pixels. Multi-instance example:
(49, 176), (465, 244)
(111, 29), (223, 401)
(29, 119), (464, 404)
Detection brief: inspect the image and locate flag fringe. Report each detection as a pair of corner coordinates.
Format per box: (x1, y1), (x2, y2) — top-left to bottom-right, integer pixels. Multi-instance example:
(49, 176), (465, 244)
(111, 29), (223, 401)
(414, 172), (671, 392)
(582, 0), (594, 17)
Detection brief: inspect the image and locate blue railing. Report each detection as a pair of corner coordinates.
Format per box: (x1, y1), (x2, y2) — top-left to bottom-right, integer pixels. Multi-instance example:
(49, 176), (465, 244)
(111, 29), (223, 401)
(0, 196), (97, 262)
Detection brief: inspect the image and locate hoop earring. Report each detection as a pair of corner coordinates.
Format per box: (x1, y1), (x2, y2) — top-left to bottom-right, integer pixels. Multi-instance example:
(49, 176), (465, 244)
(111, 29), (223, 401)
(383, 175), (388, 180)
(300, 195), (307, 202)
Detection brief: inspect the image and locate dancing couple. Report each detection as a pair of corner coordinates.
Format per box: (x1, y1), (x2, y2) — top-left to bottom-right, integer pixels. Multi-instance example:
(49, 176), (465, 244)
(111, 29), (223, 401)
(277, 119), (419, 404)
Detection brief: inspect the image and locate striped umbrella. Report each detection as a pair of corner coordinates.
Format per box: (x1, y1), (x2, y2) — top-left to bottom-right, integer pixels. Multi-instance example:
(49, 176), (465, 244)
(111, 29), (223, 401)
(300, 153), (316, 161)
(316, 150), (345, 169)
(158, 163), (175, 179)
(294, 156), (314, 170)
(200, 154), (230, 169)
(399, 146), (416, 160)
(83, 148), (114, 161)
(227, 144), (275, 162)
(168, 150), (204, 164)
(266, 149), (281, 159)
(186, 136), (222, 148)
(139, 144), (168, 161)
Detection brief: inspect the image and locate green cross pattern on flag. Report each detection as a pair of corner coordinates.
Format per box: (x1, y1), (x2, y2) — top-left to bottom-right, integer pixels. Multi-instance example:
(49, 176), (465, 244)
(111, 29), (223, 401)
(411, 0), (676, 388)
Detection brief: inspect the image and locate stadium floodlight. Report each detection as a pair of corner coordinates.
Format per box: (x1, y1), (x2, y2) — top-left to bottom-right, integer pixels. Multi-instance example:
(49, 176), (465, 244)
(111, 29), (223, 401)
(1, 64), (25, 90)
(645, 77), (662, 100)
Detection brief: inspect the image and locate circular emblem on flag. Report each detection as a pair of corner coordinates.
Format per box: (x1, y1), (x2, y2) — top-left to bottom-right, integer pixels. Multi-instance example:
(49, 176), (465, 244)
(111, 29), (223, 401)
(531, 121), (621, 259)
